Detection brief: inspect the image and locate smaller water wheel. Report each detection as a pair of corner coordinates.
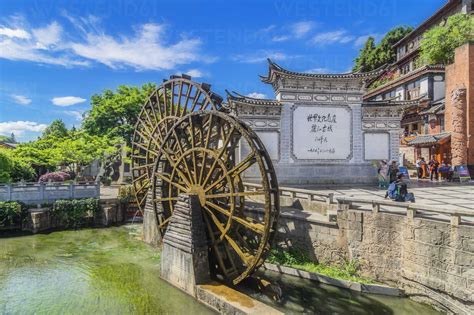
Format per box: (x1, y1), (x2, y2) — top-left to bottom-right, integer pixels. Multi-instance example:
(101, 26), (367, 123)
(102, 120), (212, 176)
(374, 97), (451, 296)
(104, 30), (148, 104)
(151, 111), (279, 285)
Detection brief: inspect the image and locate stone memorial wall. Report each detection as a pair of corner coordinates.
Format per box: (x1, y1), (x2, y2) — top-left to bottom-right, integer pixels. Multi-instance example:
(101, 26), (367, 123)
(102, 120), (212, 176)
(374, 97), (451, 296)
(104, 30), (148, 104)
(229, 60), (404, 184)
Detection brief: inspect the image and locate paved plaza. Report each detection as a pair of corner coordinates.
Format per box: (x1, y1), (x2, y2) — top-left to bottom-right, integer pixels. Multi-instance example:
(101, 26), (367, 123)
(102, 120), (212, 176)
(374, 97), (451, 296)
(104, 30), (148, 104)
(293, 180), (474, 211)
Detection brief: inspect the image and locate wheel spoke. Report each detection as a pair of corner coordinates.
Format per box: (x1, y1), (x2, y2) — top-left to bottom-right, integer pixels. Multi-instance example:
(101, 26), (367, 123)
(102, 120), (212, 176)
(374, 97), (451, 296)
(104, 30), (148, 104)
(205, 201), (265, 235)
(205, 152), (256, 192)
(154, 172), (188, 192)
(203, 206), (252, 264)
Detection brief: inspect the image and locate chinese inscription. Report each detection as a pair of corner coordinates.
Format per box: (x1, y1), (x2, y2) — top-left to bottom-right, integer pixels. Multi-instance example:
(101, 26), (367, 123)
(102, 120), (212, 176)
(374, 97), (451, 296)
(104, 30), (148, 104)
(293, 106), (351, 160)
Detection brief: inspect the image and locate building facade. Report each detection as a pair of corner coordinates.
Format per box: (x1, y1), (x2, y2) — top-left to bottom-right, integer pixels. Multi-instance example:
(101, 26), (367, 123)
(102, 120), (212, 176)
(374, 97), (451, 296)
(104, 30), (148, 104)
(364, 0), (473, 166)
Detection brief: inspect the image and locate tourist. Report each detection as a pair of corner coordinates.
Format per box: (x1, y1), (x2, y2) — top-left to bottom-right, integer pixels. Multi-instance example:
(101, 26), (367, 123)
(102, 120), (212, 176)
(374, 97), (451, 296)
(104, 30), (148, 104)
(415, 158), (422, 179)
(385, 173), (415, 202)
(388, 161), (399, 184)
(377, 160), (389, 189)
(420, 157), (428, 178)
(429, 158), (439, 181)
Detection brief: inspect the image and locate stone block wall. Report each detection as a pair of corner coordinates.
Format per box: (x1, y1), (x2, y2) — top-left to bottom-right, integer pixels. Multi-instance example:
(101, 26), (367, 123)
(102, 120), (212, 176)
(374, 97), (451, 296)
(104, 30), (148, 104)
(269, 208), (474, 314)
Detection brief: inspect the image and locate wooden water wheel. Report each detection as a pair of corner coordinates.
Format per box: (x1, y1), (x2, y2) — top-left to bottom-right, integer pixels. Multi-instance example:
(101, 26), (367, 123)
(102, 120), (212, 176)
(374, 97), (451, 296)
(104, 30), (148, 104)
(151, 111), (279, 285)
(131, 75), (223, 213)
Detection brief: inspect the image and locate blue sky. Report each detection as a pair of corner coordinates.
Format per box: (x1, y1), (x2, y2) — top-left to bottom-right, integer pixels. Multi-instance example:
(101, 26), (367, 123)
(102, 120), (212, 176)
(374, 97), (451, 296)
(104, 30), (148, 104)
(0, 0), (445, 142)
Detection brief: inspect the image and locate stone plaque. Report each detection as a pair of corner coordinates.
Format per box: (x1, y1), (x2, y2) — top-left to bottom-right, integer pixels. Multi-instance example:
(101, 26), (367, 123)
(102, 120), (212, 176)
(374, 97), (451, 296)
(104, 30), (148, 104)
(364, 133), (389, 160)
(292, 105), (352, 160)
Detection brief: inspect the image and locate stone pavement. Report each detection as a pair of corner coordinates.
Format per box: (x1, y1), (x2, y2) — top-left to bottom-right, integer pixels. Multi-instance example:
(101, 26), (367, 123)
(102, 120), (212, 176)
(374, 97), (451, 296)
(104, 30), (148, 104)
(292, 180), (474, 211)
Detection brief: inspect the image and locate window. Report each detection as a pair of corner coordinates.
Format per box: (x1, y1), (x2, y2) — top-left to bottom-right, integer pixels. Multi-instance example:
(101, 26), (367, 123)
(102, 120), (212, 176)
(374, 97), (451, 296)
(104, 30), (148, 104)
(400, 63), (411, 75)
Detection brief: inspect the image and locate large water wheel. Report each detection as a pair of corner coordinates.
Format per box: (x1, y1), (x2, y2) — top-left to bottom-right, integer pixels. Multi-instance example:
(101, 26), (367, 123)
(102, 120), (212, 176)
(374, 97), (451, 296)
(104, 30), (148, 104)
(132, 77), (279, 285)
(131, 75), (223, 213)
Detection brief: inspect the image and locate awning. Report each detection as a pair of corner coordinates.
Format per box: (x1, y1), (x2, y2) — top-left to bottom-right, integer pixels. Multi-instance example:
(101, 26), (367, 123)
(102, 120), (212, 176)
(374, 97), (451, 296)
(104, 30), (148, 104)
(406, 132), (451, 146)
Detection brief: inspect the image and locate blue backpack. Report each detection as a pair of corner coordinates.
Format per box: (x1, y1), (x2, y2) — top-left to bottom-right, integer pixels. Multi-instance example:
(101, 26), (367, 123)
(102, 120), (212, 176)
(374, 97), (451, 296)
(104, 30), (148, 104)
(387, 182), (398, 200)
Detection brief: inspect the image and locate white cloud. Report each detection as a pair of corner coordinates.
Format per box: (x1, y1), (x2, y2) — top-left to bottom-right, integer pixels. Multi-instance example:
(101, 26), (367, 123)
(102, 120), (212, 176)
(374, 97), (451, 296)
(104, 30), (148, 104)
(304, 68), (331, 74)
(312, 30), (355, 45)
(0, 17), (208, 70)
(62, 110), (84, 121)
(291, 21), (314, 38)
(51, 96), (86, 106)
(70, 23), (205, 70)
(0, 27), (30, 39)
(183, 69), (203, 78)
(0, 121), (47, 136)
(270, 21), (315, 42)
(271, 35), (290, 42)
(32, 22), (62, 48)
(246, 92), (267, 99)
(11, 94), (32, 105)
(232, 51), (293, 64)
(0, 36), (89, 67)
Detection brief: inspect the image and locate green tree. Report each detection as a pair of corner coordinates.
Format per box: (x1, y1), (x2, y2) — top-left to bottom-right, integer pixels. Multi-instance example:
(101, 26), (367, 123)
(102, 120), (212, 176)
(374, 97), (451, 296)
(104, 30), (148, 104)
(0, 151), (13, 183)
(353, 26), (413, 72)
(42, 119), (69, 139)
(353, 37), (376, 73)
(82, 83), (156, 145)
(420, 13), (474, 65)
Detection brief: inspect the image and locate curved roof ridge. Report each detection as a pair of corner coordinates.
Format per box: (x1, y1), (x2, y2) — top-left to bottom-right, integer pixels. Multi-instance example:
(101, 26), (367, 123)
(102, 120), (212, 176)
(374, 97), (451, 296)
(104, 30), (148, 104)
(261, 59), (388, 83)
(226, 90), (280, 105)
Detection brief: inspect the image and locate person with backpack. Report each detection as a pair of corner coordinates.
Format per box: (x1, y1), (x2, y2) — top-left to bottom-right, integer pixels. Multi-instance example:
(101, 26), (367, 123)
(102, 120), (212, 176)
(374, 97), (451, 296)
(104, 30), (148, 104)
(385, 173), (415, 202)
(388, 161), (399, 184)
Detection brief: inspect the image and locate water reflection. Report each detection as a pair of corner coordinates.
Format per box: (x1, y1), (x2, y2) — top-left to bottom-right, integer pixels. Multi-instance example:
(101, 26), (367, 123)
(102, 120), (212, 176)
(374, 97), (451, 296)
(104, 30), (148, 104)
(244, 270), (440, 314)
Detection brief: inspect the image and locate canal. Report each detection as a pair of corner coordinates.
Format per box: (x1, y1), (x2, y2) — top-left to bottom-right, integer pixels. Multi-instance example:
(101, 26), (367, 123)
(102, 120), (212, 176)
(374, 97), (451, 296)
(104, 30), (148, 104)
(0, 226), (440, 314)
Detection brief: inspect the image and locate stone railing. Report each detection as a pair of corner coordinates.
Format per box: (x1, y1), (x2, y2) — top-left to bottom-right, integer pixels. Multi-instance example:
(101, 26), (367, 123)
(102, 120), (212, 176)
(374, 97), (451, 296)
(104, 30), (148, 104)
(0, 182), (100, 204)
(243, 182), (474, 224)
(243, 182), (334, 205)
(336, 196), (473, 226)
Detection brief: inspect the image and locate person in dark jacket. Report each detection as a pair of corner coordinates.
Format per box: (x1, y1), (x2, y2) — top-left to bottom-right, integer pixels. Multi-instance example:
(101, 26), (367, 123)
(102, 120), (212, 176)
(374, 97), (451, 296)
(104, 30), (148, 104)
(388, 161), (399, 184)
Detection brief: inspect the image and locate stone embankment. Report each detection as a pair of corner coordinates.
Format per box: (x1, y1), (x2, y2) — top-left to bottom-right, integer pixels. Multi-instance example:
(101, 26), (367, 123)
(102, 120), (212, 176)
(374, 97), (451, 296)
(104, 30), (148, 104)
(243, 183), (474, 314)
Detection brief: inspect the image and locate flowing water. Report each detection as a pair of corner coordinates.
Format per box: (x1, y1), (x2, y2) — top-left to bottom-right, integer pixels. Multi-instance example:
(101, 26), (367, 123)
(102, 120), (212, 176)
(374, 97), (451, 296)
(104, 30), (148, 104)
(0, 226), (440, 314)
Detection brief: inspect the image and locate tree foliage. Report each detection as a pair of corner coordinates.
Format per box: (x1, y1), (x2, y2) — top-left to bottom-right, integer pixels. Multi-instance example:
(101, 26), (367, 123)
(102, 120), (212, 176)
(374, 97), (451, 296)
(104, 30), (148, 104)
(353, 26), (413, 72)
(420, 13), (474, 65)
(82, 84), (156, 145)
(41, 119), (69, 139)
(4, 122), (120, 182)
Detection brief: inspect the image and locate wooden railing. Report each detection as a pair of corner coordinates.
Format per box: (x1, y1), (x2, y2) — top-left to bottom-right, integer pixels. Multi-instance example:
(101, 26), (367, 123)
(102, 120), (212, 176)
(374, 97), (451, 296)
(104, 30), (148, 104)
(243, 182), (474, 225)
(0, 182), (100, 204)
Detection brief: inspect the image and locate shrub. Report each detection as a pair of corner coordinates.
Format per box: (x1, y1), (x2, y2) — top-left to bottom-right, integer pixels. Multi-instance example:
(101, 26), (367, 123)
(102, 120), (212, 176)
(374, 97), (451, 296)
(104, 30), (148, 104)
(39, 171), (71, 183)
(52, 198), (100, 228)
(0, 201), (28, 227)
(118, 184), (135, 203)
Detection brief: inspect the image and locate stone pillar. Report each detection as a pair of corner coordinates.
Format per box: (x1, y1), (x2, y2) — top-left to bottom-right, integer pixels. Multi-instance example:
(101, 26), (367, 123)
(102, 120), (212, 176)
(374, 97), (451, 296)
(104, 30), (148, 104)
(160, 194), (210, 297)
(450, 87), (468, 166)
(350, 104), (363, 163)
(143, 189), (162, 246)
(279, 103), (293, 163)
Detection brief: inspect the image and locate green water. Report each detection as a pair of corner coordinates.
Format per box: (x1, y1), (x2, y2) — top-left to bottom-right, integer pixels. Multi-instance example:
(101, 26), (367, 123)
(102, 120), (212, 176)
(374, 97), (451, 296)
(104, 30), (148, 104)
(0, 226), (214, 314)
(0, 226), (440, 315)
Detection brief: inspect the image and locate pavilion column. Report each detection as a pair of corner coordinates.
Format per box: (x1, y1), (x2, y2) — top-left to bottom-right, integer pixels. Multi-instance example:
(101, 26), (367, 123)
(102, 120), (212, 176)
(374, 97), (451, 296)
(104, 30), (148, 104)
(450, 86), (467, 166)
